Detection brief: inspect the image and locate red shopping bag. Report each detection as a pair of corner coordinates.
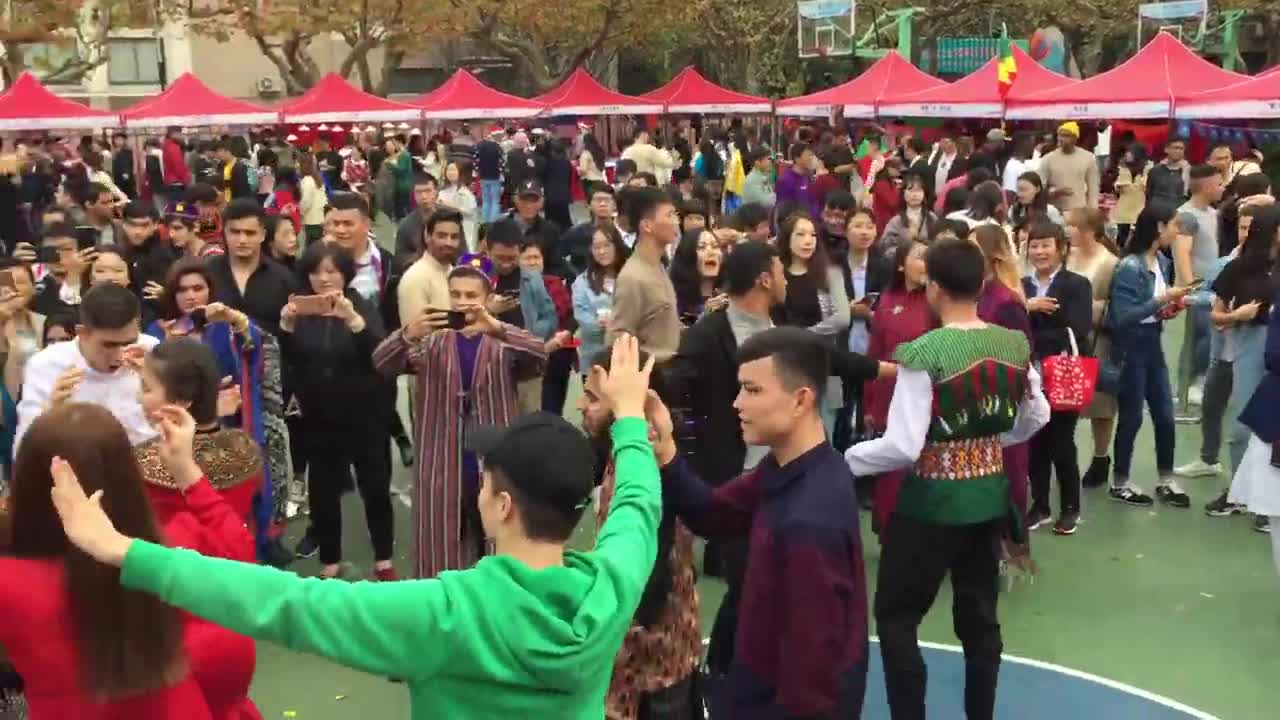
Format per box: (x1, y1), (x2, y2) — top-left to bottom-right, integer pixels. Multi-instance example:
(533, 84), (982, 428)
(1040, 328), (1099, 413)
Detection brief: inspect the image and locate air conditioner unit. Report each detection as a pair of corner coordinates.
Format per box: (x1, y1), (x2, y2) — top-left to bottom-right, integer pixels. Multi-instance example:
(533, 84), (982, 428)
(256, 76), (280, 97)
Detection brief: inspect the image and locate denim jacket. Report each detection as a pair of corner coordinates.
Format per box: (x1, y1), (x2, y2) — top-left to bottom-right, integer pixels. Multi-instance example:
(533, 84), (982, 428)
(1106, 252), (1173, 334)
(518, 267), (558, 340)
(571, 272), (613, 369)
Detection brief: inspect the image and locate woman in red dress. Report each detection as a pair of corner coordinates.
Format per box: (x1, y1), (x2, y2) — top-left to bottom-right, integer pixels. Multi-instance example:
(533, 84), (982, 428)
(864, 239), (936, 534)
(0, 397), (261, 720)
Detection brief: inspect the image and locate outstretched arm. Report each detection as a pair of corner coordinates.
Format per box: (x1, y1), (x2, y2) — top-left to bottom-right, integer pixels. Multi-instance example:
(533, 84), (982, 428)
(122, 542), (450, 680)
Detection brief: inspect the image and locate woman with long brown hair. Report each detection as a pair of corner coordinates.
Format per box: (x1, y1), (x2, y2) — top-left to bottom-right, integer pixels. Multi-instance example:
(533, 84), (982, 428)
(0, 403), (260, 719)
(972, 223), (1034, 567)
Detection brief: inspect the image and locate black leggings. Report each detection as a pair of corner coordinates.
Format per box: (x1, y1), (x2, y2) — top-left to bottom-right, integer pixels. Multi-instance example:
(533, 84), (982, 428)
(302, 414), (394, 565)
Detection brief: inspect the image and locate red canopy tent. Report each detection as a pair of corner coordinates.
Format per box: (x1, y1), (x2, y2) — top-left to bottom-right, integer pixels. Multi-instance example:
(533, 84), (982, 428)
(776, 52), (945, 118)
(280, 73), (421, 124)
(1007, 31), (1249, 120)
(0, 72), (118, 130)
(534, 68), (663, 116)
(412, 69), (545, 120)
(1178, 71), (1280, 118)
(122, 72), (278, 128)
(639, 66), (771, 114)
(878, 45), (1075, 118)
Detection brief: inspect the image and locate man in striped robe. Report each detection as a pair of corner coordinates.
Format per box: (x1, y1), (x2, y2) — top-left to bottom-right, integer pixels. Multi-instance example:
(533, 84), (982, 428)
(374, 258), (546, 578)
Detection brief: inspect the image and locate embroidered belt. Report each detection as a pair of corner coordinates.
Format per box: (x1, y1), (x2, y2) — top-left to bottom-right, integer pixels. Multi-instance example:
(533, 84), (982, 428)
(915, 436), (1003, 481)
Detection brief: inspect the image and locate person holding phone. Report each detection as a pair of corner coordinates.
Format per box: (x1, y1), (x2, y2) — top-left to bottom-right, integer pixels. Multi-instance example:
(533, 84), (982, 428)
(278, 242), (393, 581)
(22, 223), (95, 318)
(145, 260), (268, 550)
(1106, 203), (1193, 508)
(373, 258), (547, 579)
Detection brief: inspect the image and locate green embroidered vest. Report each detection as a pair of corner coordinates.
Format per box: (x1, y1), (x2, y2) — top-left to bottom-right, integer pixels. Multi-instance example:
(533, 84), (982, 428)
(892, 326), (1031, 524)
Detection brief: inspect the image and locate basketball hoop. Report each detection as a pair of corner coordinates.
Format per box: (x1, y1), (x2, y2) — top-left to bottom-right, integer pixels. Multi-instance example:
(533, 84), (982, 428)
(814, 46), (830, 58)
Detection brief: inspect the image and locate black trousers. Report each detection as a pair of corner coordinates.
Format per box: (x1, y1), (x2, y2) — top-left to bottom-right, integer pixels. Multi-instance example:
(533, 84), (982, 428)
(303, 414), (394, 565)
(545, 202), (573, 234)
(876, 515), (1003, 720)
(639, 673), (700, 720)
(541, 347), (576, 415)
(1029, 411), (1081, 515)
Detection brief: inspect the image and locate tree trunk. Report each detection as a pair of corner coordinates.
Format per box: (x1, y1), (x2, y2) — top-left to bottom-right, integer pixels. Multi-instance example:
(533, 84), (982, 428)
(374, 48), (405, 97)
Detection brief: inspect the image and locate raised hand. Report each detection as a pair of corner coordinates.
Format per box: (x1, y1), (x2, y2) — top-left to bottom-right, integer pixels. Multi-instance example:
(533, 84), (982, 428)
(644, 389), (677, 465)
(46, 367), (85, 411)
(155, 405), (202, 490)
(591, 334), (655, 421)
(121, 344), (147, 372)
(215, 378), (241, 418)
(49, 456), (132, 567)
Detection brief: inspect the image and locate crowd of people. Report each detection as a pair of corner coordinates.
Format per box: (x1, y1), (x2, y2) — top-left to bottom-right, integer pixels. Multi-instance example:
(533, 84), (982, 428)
(0, 113), (1276, 720)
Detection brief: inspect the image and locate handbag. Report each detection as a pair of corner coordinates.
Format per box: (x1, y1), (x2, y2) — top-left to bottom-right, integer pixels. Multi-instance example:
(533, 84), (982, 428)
(1041, 328), (1099, 412)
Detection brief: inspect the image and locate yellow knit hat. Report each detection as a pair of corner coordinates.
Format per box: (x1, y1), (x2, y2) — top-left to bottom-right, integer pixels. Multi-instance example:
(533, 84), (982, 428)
(1058, 121), (1081, 138)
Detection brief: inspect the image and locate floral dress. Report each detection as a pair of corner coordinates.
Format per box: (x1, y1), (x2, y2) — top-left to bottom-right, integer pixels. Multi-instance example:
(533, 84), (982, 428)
(596, 462), (702, 719)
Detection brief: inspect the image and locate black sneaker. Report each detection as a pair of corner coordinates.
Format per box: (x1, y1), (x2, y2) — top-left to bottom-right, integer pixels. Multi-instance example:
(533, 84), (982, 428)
(1204, 490), (1246, 517)
(1109, 483), (1154, 507)
(294, 530), (319, 559)
(260, 537), (295, 568)
(1026, 506), (1053, 531)
(1254, 516), (1272, 534)
(1155, 481), (1191, 509)
(1053, 512), (1079, 535)
(1082, 456), (1111, 489)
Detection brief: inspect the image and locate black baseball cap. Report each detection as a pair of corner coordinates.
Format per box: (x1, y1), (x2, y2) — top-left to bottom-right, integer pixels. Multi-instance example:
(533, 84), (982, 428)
(516, 179), (544, 198)
(466, 412), (595, 515)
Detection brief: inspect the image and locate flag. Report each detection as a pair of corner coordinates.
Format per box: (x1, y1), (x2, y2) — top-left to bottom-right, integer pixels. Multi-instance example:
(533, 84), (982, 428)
(997, 27), (1018, 98)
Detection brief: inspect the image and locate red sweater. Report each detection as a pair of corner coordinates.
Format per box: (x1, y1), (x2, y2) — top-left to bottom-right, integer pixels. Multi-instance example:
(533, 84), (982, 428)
(0, 478), (261, 720)
(163, 138), (191, 186)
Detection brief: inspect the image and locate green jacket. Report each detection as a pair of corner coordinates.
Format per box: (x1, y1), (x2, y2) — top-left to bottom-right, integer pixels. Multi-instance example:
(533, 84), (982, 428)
(119, 418), (662, 719)
(392, 151), (414, 195)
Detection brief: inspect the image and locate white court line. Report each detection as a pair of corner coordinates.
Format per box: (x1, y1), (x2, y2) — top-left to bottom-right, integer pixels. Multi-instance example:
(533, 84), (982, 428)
(699, 636), (1220, 719)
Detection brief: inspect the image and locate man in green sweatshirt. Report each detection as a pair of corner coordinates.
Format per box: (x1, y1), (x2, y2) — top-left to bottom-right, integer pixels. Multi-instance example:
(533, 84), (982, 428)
(49, 336), (663, 720)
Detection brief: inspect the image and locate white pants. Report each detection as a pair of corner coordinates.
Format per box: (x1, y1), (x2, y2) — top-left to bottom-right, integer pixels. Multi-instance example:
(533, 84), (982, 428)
(1272, 517), (1280, 579)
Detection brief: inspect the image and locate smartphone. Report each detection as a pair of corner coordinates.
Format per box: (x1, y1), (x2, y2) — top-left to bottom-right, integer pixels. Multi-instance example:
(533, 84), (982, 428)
(189, 307), (208, 330)
(862, 292), (881, 306)
(291, 294), (335, 315)
(1185, 279), (1205, 291)
(563, 336), (582, 349)
(500, 289), (521, 299)
(74, 225), (100, 250)
(446, 310), (467, 330)
(37, 246), (62, 264)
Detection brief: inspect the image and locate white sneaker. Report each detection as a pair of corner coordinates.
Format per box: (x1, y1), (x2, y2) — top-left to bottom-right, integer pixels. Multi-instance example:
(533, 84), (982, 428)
(1173, 460), (1223, 478)
(1187, 384), (1204, 406)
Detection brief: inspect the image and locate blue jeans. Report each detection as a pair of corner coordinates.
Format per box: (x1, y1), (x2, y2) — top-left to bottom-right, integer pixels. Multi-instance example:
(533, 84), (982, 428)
(1226, 325), (1268, 473)
(1113, 324), (1176, 480)
(1177, 304), (1211, 407)
(480, 179), (503, 223)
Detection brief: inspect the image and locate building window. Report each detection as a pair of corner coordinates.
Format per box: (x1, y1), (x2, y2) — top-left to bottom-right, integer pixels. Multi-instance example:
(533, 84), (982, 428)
(108, 38), (161, 85)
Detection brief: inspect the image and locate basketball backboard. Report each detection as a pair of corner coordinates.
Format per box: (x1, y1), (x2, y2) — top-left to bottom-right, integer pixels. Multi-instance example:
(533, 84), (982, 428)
(1137, 0), (1206, 46)
(798, 0), (856, 58)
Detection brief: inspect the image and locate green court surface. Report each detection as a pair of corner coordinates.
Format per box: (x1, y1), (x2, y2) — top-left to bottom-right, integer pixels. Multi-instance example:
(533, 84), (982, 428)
(248, 257), (1277, 719)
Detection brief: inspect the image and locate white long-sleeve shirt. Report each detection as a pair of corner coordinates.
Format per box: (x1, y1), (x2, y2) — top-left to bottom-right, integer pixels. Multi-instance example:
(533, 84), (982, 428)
(15, 336), (160, 453)
(845, 365), (1049, 478)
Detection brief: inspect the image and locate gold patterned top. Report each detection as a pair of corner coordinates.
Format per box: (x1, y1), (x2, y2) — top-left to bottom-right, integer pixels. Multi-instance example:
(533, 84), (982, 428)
(134, 428), (263, 491)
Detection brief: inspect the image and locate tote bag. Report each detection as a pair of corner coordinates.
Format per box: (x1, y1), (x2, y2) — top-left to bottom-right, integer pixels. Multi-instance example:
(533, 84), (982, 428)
(1041, 327), (1099, 412)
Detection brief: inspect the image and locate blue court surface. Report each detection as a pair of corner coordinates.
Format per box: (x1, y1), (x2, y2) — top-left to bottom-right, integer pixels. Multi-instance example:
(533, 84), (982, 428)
(861, 640), (1217, 719)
